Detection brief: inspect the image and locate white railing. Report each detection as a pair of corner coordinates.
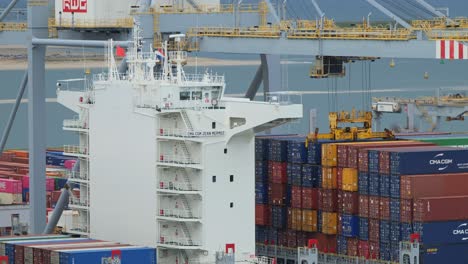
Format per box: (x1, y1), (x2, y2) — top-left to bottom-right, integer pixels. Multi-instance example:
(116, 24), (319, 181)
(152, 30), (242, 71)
(159, 208), (201, 219)
(158, 128), (225, 138)
(158, 181), (200, 192)
(265, 92), (303, 105)
(69, 170), (89, 181)
(159, 236), (202, 247)
(63, 116), (88, 129)
(69, 197), (89, 207)
(158, 153), (198, 165)
(63, 145), (88, 155)
(57, 78), (90, 92)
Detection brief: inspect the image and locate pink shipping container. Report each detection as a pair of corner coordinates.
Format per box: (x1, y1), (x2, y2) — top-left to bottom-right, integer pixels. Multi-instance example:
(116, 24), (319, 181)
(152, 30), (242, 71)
(358, 240), (370, 259)
(23, 176), (55, 191)
(0, 178), (22, 194)
(369, 241), (380, 259)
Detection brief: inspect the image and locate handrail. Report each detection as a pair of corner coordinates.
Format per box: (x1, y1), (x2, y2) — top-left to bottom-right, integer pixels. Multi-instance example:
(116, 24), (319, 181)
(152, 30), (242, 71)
(158, 153), (199, 165)
(159, 208), (201, 219)
(63, 116), (88, 129)
(52, 18), (133, 29)
(158, 181), (201, 192)
(63, 145), (88, 155)
(159, 236), (202, 247)
(158, 128), (225, 138)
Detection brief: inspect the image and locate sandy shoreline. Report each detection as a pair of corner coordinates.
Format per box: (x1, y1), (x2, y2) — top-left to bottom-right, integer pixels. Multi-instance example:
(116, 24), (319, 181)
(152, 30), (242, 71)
(0, 46), (262, 70)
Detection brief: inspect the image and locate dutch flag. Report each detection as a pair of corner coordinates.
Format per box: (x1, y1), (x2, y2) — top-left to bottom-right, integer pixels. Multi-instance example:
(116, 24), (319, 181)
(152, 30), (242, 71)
(155, 48), (165, 61)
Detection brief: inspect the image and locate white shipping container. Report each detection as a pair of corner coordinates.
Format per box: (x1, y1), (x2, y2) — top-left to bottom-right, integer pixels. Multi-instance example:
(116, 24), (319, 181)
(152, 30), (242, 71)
(55, 0), (133, 28)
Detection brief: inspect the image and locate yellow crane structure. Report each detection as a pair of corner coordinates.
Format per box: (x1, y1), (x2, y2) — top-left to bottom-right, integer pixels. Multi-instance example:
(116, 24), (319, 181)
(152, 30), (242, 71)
(305, 109), (394, 146)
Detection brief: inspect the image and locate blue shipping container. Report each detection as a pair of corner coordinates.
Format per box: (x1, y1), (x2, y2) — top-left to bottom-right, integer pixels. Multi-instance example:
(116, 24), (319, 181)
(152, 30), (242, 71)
(401, 223), (413, 241)
(268, 228), (278, 245)
(256, 226), (268, 243)
(255, 138), (269, 161)
(359, 217), (369, 241)
(413, 220), (468, 245)
(380, 220), (391, 242)
(59, 247), (157, 264)
(358, 172), (369, 195)
(268, 139), (288, 162)
(255, 182), (268, 204)
(302, 165), (320, 188)
(390, 174), (400, 198)
(390, 222), (401, 242)
(380, 241), (391, 261)
(317, 211), (323, 233)
(288, 163), (302, 186)
(390, 241), (400, 262)
(368, 150), (380, 173)
(420, 243), (468, 264)
(390, 198), (400, 222)
(389, 147), (468, 175)
(341, 214), (359, 238)
(255, 160), (268, 182)
(287, 139), (308, 163)
(379, 174), (390, 197)
(271, 206), (288, 229)
(337, 236), (348, 255)
(369, 173), (380, 196)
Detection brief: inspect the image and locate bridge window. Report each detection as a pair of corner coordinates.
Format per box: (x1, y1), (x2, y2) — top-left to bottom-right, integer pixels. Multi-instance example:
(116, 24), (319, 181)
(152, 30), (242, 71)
(180, 91), (190, 101)
(192, 91), (202, 100)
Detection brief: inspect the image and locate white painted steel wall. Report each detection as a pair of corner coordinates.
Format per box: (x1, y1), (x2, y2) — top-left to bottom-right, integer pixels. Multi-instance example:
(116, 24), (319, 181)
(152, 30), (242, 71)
(55, 0), (132, 25)
(89, 82), (158, 247)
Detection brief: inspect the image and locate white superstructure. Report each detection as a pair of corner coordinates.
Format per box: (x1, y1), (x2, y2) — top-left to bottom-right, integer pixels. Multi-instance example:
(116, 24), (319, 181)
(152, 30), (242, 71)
(57, 25), (302, 263)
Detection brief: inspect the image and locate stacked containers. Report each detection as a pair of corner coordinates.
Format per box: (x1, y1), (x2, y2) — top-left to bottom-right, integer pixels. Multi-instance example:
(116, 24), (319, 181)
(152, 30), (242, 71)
(256, 136), (468, 263)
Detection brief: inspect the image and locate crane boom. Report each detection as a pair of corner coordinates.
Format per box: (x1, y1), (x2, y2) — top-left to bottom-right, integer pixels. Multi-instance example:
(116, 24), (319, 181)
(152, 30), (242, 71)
(365, 0), (412, 29)
(310, 0), (324, 18)
(413, 0), (455, 24)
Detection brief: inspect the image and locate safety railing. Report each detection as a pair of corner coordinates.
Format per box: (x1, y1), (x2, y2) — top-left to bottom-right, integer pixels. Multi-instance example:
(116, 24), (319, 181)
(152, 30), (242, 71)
(69, 197), (89, 208)
(63, 116), (88, 130)
(63, 145), (88, 156)
(0, 22), (27, 32)
(57, 78), (90, 92)
(188, 26), (282, 38)
(426, 30), (468, 40)
(158, 236), (202, 247)
(68, 170), (89, 181)
(148, 3), (260, 14)
(158, 128), (225, 138)
(158, 208), (201, 219)
(265, 92), (303, 106)
(288, 28), (416, 40)
(158, 153), (198, 165)
(52, 17), (133, 29)
(158, 181), (200, 192)
(317, 253), (397, 264)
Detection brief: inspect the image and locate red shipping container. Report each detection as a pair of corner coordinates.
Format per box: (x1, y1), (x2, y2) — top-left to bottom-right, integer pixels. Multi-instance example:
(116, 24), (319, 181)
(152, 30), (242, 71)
(316, 233), (337, 253)
(255, 204), (271, 226)
(287, 208), (293, 229)
(22, 176), (54, 191)
(369, 241), (380, 259)
(296, 231), (308, 248)
(342, 191), (359, 215)
(413, 196), (468, 222)
(337, 168), (343, 190)
(337, 213), (342, 235)
(302, 187), (318, 209)
(287, 230), (297, 248)
(379, 197), (390, 221)
(46, 192), (51, 208)
(400, 198), (413, 223)
(337, 191), (344, 213)
(369, 219), (380, 243)
(276, 230), (287, 247)
(51, 191), (62, 204)
(268, 161), (288, 184)
(401, 173), (468, 199)
(269, 183), (287, 205)
(291, 186), (302, 208)
(369, 196), (380, 219)
(347, 238), (359, 257)
(358, 240), (370, 259)
(319, 189), (338, 212)
(359, 195), (369, 218)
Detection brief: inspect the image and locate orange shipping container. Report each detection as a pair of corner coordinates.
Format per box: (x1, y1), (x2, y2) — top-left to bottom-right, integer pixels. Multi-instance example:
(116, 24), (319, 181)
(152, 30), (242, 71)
(302, 209), (317, 232)
(322, 167), (337, 189)
(11, 150), (28, 158)
(291, 208), (303, 231)
(322, 212), (338, 235)
(342, 168), (358, 192)
(321, 144), (338, 167)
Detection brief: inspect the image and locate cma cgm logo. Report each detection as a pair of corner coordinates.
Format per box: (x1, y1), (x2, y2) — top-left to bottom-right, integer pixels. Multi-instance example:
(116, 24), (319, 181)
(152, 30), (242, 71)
(453, 223), (468, 240)
(63, 0), (87, 13)
(429, 153), (453, 171)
